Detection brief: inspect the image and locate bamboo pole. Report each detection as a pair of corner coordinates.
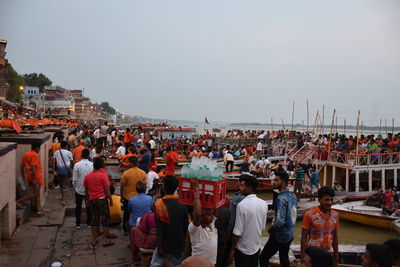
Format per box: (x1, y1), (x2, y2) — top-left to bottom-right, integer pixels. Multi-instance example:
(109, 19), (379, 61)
(379, 118), (382, 136)
(271, 117), (273, 132)
(312, 111), (319, 136)
(385, 118), (388, 137)
(344, 119), (346, 135)
(306, 99), (309, 133)
(291, 101), (295, 131)
(355, 110), (361, 156)
(281, 119), (286, 131)
(392, 118), (394, 135)
(335, 116), (338, 134)
(302, 120), (305, 133)
(322, 105), (325, 134)
(328, 109), (336, 162)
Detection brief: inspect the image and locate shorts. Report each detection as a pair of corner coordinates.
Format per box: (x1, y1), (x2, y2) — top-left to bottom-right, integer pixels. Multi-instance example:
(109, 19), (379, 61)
(294, 180), (303, 193)
(58, 174), (71, 192)
(28, 178), (44, 187)
(88, 198), (110, 227)
(311, 184), (318, 194)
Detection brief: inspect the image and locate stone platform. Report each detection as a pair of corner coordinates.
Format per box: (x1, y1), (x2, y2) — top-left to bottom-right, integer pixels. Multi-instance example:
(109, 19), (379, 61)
(0, 188), (131, 267)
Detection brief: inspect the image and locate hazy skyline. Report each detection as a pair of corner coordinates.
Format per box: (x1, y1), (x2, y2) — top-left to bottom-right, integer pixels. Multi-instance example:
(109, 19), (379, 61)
(1, 0), (399, 126)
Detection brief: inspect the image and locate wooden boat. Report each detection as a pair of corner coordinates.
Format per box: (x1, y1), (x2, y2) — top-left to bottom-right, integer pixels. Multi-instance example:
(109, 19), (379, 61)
(393, 219), (400, 234)
(224, 171), (274, 190)
(332, 201), (399, 230)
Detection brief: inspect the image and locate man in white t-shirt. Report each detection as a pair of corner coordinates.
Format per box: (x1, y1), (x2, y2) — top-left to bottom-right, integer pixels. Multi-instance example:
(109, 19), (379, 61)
(149, 139), (156, 150)
(229, 175), (268, 267)
(188, 178), (218, 265)
(53, 141), (74, 205)
(146, 167), (158, 194)
(109, 143), (126, 159)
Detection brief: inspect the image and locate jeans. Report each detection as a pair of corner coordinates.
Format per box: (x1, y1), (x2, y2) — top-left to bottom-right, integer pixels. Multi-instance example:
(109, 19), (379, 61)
(259, 236), (292, 267)
(123, 198), (129, 233)
(150, 248), (182, 267)
(75, 192), (90, 226)
(235, 249), (260, 267)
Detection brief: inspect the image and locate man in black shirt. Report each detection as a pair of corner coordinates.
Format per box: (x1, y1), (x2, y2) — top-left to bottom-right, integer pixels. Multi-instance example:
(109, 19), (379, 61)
(151, 176), (188, 267)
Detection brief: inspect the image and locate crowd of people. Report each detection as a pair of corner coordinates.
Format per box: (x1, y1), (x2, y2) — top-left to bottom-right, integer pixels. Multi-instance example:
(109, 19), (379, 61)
(11, 120), (400, 267)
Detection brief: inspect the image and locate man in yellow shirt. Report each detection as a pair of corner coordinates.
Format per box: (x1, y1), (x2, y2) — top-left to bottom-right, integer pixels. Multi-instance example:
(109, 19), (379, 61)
(120, 156), (147, 234)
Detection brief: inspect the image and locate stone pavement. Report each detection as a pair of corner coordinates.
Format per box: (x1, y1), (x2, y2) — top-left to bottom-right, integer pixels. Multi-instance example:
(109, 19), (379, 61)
(0, 188), (132, 267)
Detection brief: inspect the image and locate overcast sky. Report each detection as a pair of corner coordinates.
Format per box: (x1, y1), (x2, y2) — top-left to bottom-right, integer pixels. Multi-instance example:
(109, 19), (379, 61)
(1, 0), (399, 126)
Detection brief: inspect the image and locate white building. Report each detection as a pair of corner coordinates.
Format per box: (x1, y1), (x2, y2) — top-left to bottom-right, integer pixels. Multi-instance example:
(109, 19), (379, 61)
(24, 86), (40, 97)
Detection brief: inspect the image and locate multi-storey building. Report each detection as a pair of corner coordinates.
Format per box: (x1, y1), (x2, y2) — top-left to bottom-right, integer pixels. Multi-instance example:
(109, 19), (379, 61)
(0, 40), (8, 99)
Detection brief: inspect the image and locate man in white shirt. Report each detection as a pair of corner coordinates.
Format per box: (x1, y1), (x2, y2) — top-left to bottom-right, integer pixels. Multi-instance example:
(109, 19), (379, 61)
(224, 151), (235, 172)
(146, 167), (159, 194)
(256, 141), (263, 157)
(109, 143), (126, 159)
(188, 178), (218, 265)
(53, 141), (74, 205)
(72, 149), (93, 228)
(149, 139), (156, 150)
(229, 175), (268, 267)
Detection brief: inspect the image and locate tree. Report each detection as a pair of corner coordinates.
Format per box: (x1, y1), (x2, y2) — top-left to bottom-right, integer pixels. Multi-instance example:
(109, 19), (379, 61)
(23, 72), (52, 92)
(6, 64), (24, 103)
(100, 102), (116, 115)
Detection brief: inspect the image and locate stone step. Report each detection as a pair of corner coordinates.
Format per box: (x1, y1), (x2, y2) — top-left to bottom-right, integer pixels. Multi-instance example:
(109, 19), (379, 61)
(16, 205), (30, 226)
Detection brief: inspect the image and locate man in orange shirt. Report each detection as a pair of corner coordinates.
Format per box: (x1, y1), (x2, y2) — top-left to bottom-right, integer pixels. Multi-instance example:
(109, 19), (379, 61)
(301, 186), (339, 267)
(118, 146), (137, 169)
(165, 147), (178, 176)
(17, 142), (44, 215)
(73, 140), (86, 163)
(124, 128), (136, 147)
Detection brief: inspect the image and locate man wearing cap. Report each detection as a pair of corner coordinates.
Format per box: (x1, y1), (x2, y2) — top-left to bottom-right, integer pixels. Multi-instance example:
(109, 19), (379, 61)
(188, 178), (218, 265)
(73, 140), (86, 164)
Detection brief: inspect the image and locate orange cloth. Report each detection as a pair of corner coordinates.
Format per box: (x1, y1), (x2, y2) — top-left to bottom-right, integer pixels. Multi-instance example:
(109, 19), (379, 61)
(21, 150), (44, 186)
(154, 194), (179, 223)
(28, 119), (38, 129)
(118, 153), (137, 168)
(118, 153), (137, 161)
(302, 207), (339, 252)
(165, 151), (178, 173)
(50, 143), (61, 154)
(124, 132), (136, 143)
(73, 145), (85, 163)
(0, 119), (22, 133)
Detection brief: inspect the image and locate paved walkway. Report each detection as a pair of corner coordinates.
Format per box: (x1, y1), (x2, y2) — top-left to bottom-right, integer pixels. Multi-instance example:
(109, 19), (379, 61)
(0, 188), (132, 267)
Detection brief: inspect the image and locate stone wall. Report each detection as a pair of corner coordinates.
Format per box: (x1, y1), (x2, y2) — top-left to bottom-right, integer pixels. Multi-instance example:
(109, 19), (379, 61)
(0, 142), (17, 242)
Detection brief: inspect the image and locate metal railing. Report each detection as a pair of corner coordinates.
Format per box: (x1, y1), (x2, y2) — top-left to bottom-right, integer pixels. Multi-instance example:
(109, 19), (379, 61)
(327, 151), (400, 166)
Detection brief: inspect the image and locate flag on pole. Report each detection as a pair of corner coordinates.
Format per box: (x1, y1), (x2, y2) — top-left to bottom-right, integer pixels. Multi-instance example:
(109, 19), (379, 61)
(205, 117), (210, 124)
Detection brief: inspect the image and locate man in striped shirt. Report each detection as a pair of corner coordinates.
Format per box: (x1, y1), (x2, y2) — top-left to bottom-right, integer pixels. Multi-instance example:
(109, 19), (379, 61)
(293, 163), (305, 200)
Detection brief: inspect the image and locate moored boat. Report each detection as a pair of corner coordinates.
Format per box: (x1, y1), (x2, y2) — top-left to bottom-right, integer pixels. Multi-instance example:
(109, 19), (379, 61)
(393, 219), (400, 234)
(332, 201), (399, 230)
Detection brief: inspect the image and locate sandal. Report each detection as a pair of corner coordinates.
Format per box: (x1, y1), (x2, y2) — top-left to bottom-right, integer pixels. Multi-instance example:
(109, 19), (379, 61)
(102, 240), (114, 247)
(107, 233), (117, 239)
(92, 240), (99, 248)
